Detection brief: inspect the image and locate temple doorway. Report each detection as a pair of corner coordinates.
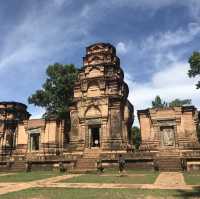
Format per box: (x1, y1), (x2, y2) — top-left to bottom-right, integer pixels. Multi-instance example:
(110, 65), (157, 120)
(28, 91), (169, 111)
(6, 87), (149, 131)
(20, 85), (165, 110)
(89, 126), (100, 148)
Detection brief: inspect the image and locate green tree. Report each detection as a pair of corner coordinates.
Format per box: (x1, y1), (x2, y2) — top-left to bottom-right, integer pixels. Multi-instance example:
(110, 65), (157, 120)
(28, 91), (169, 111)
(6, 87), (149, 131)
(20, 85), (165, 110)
(152, 96), (167, 108)
(188, 51), (200, 88)
(28, 63), (78, 119)
(169, 99), (191, 107)
(132, 126), (141, 149)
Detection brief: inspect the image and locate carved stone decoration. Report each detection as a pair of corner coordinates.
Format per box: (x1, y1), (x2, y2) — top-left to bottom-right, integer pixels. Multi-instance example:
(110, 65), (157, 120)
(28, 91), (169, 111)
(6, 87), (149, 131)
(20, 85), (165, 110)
(88, 55), (104, 65)
(86, 67), (102, 78)
(87, 81), (101, 97)
(28, 128), (41, 134)
(107, 67), (114, 76)
(111, 109), (122, 138)
(79, 73), (85, 80)
(108, 82), (119, 94)
(71, 111), (79, 137)
(98, 79), (105, 90)
(89, 44), (104, 53)
(81, 80), (88, 91)
(85, 106), (101, 119)
(161, 127), (175, 147)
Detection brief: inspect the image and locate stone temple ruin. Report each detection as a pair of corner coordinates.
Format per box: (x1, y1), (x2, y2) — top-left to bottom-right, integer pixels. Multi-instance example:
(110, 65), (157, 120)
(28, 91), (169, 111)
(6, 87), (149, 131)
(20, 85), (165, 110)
(0, 42), (200, 172)
(138, 106), (200, 171)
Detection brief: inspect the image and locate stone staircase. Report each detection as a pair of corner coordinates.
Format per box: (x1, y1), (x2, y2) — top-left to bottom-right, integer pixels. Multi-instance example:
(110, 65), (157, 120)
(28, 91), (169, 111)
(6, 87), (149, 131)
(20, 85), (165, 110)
(0, 160), (26, 172)
(74, 148), (101, 172)
(11, 161), (26, 171)
(157, 149), (181, 171)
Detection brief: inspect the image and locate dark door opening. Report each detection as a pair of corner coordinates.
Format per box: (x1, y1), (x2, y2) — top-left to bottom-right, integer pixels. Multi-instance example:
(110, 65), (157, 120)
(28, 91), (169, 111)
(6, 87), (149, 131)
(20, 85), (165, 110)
(91, 127), (100, 147)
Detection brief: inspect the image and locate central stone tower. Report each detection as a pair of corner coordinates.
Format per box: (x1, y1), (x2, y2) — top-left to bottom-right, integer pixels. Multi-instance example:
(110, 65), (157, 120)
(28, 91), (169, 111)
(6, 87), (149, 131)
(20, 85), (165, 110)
(69, 43), (133, 151)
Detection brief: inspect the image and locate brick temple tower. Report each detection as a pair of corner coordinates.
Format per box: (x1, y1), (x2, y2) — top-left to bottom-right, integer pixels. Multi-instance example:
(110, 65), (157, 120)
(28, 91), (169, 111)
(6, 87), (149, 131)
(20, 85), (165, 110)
(69, 43), (134, 151)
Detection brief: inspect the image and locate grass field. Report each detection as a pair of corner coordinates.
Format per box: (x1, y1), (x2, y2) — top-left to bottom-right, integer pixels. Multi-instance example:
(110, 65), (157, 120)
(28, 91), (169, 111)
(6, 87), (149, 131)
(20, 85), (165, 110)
(101, 168), (156, 174)
(2, 170), (200, 198)
(184, 172), (200, 185)
(0, 171), (62, 182)
(1, 188), (200, 199)
(63, 169), (159, 184)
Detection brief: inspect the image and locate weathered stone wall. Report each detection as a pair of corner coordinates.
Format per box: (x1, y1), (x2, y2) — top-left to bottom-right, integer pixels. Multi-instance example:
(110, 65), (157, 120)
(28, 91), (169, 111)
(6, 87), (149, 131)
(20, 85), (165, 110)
(138, 106), (199, 150)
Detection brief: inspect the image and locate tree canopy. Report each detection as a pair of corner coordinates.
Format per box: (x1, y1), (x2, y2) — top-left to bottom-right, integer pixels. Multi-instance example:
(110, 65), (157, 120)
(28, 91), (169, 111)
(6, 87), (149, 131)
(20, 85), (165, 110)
(152, 96), (167, 108)
(169, 99), (191, 107)
(131, 126), (141, 149)
(28, 63), (78, 119)
(152, 96), (191, 108)
(188, 51), (200, 89)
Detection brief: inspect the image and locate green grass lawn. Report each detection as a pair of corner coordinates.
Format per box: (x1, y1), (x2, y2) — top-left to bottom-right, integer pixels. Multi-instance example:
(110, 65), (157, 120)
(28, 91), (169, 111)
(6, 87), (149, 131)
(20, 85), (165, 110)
(102, 167), (156, 174)
(184, 172), (200, 185)
(63, 169), (159, 184)
(1, 188), (200, 199)
(0, 171), (62, 182)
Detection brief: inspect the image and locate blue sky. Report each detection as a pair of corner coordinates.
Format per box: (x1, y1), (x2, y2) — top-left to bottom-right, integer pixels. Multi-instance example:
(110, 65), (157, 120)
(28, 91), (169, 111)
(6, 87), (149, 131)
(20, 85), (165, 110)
(0, 0), (200, 123)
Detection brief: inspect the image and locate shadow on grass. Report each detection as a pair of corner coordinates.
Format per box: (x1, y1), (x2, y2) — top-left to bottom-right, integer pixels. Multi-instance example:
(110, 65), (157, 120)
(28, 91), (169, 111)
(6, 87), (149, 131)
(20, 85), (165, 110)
(174, 187), (200, 198)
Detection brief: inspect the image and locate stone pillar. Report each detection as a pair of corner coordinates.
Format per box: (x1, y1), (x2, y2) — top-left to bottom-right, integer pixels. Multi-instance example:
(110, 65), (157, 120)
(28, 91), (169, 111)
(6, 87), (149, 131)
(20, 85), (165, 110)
(101, 120), (108, 150)
(42, 120), (58, 154)
(14, 120), (29, 159)
(16, 121), (28, 153)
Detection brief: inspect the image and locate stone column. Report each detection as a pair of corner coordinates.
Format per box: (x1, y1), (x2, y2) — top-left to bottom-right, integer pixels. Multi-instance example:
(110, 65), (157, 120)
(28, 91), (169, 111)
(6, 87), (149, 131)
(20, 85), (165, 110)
(16, 120), (28, 154)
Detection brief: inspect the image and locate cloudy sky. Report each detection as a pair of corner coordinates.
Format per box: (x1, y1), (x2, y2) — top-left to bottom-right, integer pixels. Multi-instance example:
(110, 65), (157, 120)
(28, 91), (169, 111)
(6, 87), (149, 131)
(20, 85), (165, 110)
(0, 0), (200, 124)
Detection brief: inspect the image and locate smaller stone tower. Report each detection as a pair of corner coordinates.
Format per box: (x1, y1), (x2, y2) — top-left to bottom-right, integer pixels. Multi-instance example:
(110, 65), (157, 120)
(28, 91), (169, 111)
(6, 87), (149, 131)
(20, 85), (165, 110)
(0, 102), (30, 159)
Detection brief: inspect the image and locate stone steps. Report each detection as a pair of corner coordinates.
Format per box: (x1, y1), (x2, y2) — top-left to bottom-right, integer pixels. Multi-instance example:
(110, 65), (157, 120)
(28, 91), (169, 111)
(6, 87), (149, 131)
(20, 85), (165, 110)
(83, 154), (100, 158)
(82, 149), (101, 158)
(157, 149), (182, 171)
(11, 161), (26, 171)
(158, 158), (181, 171)
(75, 158), (97, 170)
(157, 157), (181, 171)
(74, 149), (101, 171)
(0, 161), (26, 172)
(159, 153), (180, 157)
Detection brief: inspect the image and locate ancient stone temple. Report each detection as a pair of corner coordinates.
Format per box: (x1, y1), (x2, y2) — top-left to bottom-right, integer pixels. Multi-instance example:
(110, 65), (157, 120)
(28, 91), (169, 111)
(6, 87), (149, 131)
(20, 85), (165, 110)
(138, 106), (199, 150)
(0, 102), (30, 159)
(1, 42), (200, 172)
(69, 43), (134, 151)
(0, 43), (134, 171)
(138, 106), (200, 171)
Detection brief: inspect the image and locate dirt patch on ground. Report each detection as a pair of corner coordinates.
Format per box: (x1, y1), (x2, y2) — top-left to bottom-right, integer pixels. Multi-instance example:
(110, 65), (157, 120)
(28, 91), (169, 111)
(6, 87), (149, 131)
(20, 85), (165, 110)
(0, 173), (16, 177)
(154, 172), (185, 186)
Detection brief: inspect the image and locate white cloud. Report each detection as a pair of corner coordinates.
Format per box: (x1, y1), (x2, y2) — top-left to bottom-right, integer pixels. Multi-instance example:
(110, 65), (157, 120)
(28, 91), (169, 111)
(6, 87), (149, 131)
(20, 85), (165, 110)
(188, 0), (200, 20)
(53, 0), (69, 7)
(119, 20), (200, 127)
(152, 62), (193, 88)
(81, 4), (91, 18)
(126, 61), (200, 126)
(142, 23), (200, 52)
(109, 0), (200, 17)
(0, 2), (89, 70)
(108, 0), (177, 10)
(117, 22), (200, 77)
(116, 42), (128, 54)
